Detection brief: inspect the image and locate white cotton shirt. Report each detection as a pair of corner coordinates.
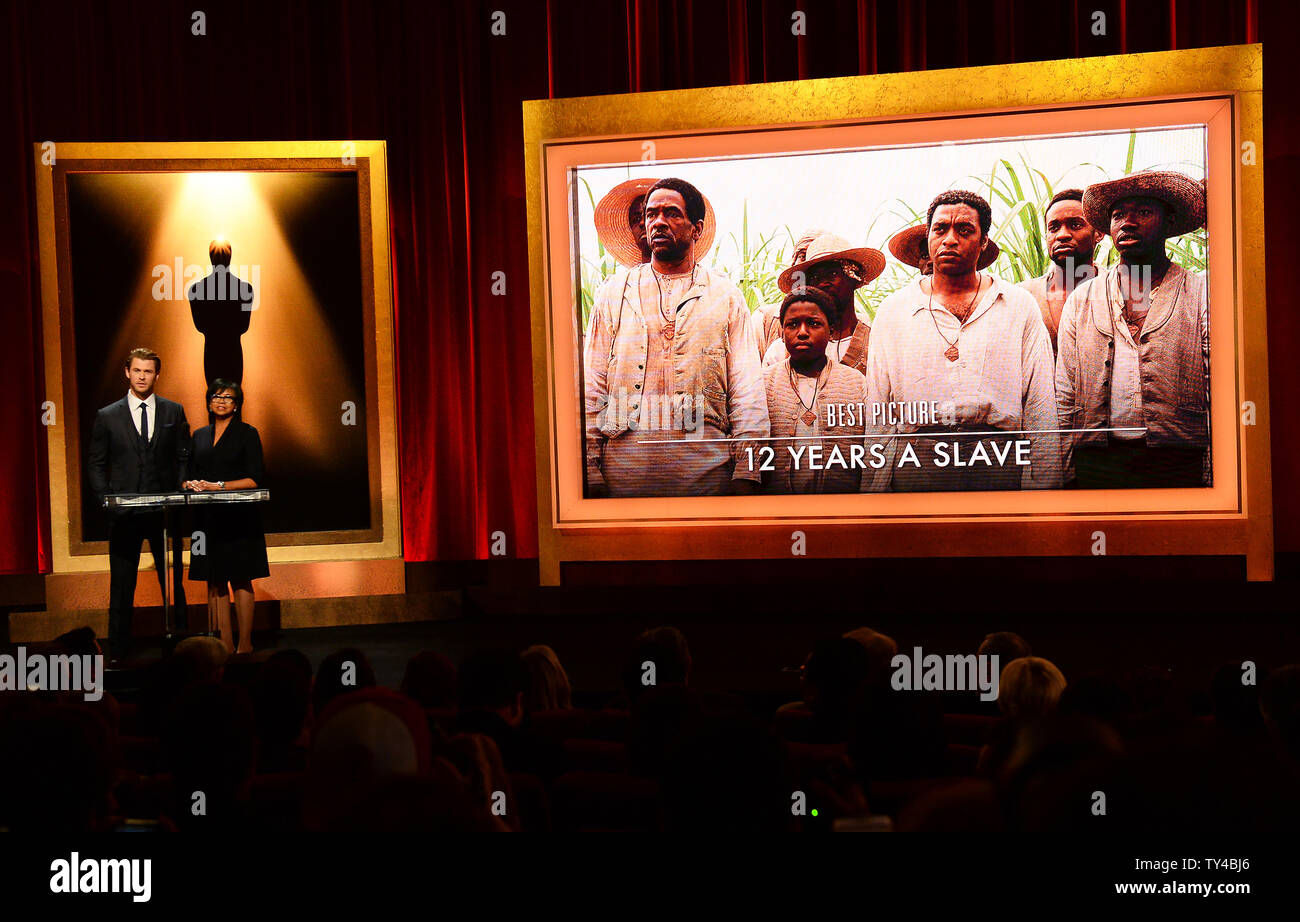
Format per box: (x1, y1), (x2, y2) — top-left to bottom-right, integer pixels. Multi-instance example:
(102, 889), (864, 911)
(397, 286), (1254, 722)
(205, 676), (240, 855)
(126, 392), (157, 437)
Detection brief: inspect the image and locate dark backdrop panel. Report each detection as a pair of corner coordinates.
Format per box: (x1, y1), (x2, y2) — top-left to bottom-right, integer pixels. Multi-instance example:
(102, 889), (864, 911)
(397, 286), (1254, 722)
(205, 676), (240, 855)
(66, 171), (370, 541)
(0, 0), (1286, 574)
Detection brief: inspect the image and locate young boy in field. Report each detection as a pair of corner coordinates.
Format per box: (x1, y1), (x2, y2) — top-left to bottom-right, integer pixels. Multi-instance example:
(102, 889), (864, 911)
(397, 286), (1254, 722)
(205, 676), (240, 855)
(762, 287), (869, 494)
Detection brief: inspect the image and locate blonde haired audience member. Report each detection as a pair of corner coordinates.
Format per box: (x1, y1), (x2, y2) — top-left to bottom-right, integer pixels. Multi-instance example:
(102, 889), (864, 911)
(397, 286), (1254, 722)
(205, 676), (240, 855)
(978, 656), (1067, 778)
(998, 657), (1067, 721)
(521, 645), (572, 711)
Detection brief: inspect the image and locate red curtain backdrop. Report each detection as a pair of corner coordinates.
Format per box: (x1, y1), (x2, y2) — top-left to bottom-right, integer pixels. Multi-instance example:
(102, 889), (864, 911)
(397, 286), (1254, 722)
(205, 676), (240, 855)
(0, 0), (1287, 573)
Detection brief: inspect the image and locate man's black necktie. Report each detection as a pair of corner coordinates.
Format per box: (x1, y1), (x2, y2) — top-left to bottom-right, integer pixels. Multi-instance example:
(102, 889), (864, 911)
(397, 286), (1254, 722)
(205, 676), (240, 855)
(139, 403), (149, 448)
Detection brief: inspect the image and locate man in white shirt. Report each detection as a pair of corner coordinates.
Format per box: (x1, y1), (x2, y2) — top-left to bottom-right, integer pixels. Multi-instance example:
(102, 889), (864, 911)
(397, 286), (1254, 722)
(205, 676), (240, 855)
(583, 178), (768, 497)
(88, 348), (192, 662)
(863, 191), (1060, 492)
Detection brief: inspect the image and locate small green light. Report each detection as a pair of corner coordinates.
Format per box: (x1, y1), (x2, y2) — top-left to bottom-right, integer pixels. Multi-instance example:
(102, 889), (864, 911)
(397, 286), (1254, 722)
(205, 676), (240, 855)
(811, 809), (818, 817)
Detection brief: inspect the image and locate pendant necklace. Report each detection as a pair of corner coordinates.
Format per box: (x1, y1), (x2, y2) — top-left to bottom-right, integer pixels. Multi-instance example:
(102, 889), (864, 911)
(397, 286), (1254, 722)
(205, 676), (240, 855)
(651, 261), (697, 348)
(789, 364), (824, 427)
(927, 274), (983, 362)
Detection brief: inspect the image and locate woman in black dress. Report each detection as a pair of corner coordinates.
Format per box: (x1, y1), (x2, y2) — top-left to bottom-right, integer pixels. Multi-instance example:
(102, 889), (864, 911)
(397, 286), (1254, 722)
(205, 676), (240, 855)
(183, 379), (269, 654)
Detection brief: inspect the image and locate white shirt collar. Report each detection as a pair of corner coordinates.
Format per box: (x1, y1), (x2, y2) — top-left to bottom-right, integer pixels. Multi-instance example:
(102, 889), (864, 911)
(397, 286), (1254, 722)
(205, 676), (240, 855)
(127, 391), (157, 413)
(910, 274), (1006, 322)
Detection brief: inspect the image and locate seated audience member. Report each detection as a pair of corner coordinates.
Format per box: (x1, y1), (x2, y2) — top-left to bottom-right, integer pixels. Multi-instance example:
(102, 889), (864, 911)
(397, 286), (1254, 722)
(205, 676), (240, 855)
(251, 650), (313, 774)
(999, 657), (1068, 721)
(164, 683), (257, 829)
(54, 625), (103, 658)
(173, 635), (230, 685)
(978, 657), (1068, 777)
(973, 632), (1032, 713)
(661, 714), (791, 832)
(898, 780), (1003, 832)
(842, 626), (898, 687)
(627, 684), (707, 777)
(978, 631), (1031, 665)
(0, 701), (117, 833)
(996, 714), (1126, 831)
(1260, 664), (1300, 764)
(439, 732), (518, 831)
(456, 649), (562, 780)
(1209, 661), (1266, 737)
(848, 681), (948, 784)
(621, 626), (692, 706)
(521, 644), (573, 711)
(135, 637), (230, 736)
(1057, 674), (1133, 730)
(400, 651), (458, 709)
(1122, 664), (1191, 739)
(777, 637), (872, 743)
(312, 647), (377, 720)
(305, 687), (477, 832)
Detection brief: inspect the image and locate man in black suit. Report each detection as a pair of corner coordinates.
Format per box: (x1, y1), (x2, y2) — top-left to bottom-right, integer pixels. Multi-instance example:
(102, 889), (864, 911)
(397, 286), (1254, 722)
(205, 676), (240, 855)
(188, 238), (255, 386)
(88, 347), (191, 661)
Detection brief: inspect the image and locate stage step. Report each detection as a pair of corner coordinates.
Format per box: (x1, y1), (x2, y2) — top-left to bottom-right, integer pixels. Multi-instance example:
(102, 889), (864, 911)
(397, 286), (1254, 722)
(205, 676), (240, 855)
(4, 590), (463, 643)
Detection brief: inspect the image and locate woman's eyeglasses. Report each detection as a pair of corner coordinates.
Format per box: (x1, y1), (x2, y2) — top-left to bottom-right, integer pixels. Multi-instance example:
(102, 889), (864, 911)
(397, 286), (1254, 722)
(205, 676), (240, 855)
(210, 395), (236, 403)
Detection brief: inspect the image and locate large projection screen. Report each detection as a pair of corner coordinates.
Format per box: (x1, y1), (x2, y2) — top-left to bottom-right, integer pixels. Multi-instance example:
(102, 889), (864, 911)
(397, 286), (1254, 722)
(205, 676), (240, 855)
(525, 45), (1268, 583)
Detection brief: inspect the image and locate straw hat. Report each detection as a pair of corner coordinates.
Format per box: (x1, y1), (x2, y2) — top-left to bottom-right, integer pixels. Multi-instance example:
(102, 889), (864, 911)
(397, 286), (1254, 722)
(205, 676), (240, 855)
(777, 232), (886, 294)
(594, 178), (717, 268)
(887, 224), (1000, 270)
(1082, 170), (1206, 239)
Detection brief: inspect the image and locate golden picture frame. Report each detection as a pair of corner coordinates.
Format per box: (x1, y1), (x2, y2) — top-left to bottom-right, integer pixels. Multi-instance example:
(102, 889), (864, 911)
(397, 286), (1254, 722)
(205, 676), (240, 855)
(523, 45), (1271, 583)
(33, 140), (401, 576)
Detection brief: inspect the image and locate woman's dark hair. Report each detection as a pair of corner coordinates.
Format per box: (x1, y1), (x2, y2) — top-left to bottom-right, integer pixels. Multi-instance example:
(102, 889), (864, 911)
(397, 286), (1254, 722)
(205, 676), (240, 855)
(206, 378), (244, 425)
(779, 286), (841, 328)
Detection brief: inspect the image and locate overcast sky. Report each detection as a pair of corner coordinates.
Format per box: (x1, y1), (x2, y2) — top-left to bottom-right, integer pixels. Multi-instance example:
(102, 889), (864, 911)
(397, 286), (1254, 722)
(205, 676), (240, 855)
(574, 125), (1206, 271)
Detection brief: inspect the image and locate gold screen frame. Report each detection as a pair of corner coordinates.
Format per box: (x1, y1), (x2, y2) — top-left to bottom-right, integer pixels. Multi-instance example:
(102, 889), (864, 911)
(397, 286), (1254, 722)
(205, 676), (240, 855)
(525, 45), (1269, 583)
(34, 141), (401, 572)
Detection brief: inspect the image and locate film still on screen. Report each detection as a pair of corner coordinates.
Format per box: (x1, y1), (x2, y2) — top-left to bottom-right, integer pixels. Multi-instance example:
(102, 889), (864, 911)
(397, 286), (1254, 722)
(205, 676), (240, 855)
(577, 128), (1210, 500)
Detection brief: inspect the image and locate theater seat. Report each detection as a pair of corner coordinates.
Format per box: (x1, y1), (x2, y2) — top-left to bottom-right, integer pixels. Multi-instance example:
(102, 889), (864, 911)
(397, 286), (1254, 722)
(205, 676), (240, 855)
(114, 772), (173, 820)
(121, 735), (167, 774)
(869, 777), (966, 817)
(587, 709), (629, 741)
(941, 713), (1002, 745)
(551, 772), (659, 831)
(785, 741), (850, 782)
(944, 743), (980, 776)
(529, 708), (594, 741)
(561, 738), (629, 773)
(507, 772), (551, 832)
(117, 700), (142, 736)
(424, 707), (457, 737)
(245, 771), (306, 831)
(773, 706), (815, 741)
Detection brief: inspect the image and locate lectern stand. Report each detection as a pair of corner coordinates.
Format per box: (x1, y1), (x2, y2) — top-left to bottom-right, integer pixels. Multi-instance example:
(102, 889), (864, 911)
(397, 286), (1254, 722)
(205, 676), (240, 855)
(103, 489), (271, 642)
